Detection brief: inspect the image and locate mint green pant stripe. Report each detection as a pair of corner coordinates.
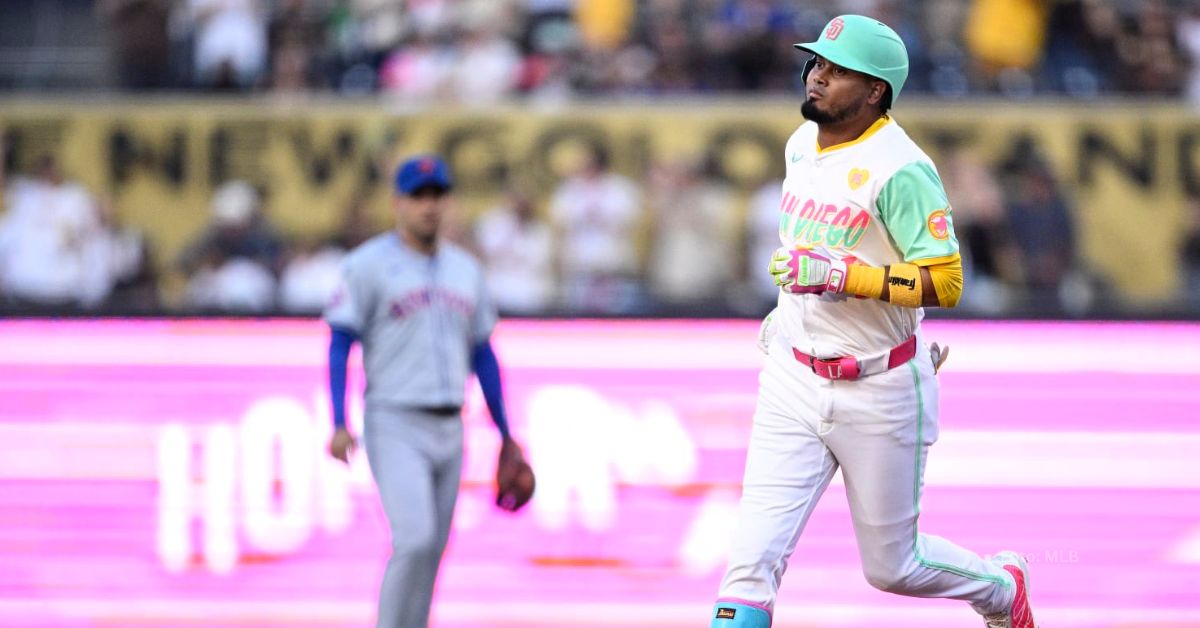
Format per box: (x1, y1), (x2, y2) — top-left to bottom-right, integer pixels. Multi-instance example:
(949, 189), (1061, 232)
(907, 360), (1010, 588)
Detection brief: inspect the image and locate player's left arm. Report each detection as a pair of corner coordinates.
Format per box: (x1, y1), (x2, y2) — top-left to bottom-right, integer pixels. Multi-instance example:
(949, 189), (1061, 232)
(470, 267), (534, 511)
(469, 266), (511, 438)
(769, 159), (963, 308)
(470, 339), (510, 440)
(842, 253), (963, 308)
(472, 338), (537, 512)
(841, 160), (963, 308)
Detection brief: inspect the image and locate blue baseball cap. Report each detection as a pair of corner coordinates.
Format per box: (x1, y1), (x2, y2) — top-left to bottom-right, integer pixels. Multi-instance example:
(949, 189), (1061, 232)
(394, 155), (453, 195)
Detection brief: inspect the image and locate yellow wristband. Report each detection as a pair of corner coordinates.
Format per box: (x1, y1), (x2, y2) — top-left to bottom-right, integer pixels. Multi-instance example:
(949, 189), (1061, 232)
(886, 263), (923, 308)
(844, 264), (885, 300)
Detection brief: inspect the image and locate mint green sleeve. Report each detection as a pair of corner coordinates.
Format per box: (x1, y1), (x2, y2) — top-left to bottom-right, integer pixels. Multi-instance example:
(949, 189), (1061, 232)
(876, 161), (960, 262)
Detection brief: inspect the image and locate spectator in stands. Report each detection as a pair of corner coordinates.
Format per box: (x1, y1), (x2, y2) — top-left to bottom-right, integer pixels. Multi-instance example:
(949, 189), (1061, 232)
(740, 177), (783, 315)
(699, 0), (799, 92)
(267, 0), (327, 92)
(33, 0), (1200, 99)
(644, 156), (737, 313)
(189, 0), (268, 90)
(447, 8), (524, 104)
(642, 9), (700, 93)
(1041, 0), (1119, 96)
(519, 16), (585, 104)
(330, 190), (379, 251)
(474, 186), (556, 315)
(406, 0), (457, 37)
(920, 0), (972, 98)
(1000, 155), (1082, 314)
(279, 238), (344, 314)
(323, 0), (400, 93)
(279, 190), (382, 314)
(1181, 192), (1200, 310)
(179, 180), (283, 272)
(186, 256), (277, 312)
(378, 29), (454, 101)
(93, 195), (158, 312)
(1123, 0), (1185, 96)
(939, 145), (1021, 314)
(1178, 5), (1200, 105)
(346, 0), (406, 63)
(0, 155), (115, 309)
(575, 0), (633, 52)
(964, 0), (1048, 96)
(100, 0), (172, 90)
(179, 180), (283, 312)
(521, 0), (576, 54)
(518, 0), (588, 100)
(549, 144), (643, 314)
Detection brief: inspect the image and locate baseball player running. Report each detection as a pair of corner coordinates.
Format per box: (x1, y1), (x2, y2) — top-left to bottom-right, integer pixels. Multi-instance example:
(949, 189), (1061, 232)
(324, 155), (534, 628)
(710, 15), (1036, 628)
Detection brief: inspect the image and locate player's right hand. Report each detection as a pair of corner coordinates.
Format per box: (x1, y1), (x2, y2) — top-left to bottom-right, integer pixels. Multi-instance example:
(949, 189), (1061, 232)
(329, 427), (357, 465)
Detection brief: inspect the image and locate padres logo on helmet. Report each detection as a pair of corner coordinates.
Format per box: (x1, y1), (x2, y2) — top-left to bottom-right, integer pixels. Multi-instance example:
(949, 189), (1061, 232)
(795, 14), (910, 108)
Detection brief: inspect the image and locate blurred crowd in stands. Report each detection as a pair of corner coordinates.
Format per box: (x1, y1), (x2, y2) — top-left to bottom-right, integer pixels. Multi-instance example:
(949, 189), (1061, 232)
(0, 0), (1189, 102)
(3, 132), (1179, 319)
(3, 0), (1200, 318)
(0, 153), (157, 312)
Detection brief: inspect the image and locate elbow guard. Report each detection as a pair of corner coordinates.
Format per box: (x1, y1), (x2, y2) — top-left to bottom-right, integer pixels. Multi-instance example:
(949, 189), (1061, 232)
(923, 255), (964, 308)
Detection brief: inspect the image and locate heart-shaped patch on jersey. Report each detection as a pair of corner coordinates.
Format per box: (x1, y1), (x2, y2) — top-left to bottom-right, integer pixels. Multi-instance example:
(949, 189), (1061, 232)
(848, 168), (869, 190)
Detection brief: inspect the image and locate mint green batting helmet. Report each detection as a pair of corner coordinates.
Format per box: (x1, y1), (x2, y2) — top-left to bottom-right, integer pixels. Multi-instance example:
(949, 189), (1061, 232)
(795, 15), (909, 107)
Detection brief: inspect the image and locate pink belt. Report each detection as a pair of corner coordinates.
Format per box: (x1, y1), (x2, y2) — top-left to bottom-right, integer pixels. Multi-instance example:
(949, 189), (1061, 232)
(792, 335), (918, 381)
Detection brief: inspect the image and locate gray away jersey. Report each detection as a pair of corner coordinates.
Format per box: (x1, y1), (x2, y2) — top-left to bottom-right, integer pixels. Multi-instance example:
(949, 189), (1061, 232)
(323, 232), (497, 409)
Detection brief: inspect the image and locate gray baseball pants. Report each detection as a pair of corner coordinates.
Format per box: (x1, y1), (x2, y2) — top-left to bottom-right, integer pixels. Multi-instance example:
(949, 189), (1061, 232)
(363, 404), (463, 628)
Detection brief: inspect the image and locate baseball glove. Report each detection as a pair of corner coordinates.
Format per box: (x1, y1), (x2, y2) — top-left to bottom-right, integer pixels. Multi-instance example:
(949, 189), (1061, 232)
(495, 438), (535, 512)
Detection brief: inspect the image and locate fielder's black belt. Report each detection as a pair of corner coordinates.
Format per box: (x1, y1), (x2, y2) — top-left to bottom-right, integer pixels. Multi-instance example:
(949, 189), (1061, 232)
(419, 405), (462, 416)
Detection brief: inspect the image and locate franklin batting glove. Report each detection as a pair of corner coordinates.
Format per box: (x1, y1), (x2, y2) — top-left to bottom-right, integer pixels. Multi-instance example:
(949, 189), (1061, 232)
(769, 246), (848, 295)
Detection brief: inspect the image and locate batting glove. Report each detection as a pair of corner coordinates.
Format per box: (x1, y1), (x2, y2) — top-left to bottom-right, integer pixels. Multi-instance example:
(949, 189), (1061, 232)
(769, 246), (848, 295)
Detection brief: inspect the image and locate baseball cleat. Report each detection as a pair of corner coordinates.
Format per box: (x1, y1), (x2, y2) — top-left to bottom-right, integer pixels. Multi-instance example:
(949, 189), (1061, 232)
(983, 551), (1037, 628)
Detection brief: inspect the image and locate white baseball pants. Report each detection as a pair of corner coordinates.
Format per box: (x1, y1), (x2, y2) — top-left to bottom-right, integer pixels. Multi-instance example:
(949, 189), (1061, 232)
(717, 333), (1015, 618)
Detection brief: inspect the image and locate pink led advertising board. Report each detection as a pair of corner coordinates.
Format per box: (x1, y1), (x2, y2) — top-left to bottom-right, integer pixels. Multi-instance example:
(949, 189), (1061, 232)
(0, 319), (1197, 627)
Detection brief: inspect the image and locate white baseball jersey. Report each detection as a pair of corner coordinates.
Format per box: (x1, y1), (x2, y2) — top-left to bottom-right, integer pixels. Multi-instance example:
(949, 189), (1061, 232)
(775, 115), (959, 357)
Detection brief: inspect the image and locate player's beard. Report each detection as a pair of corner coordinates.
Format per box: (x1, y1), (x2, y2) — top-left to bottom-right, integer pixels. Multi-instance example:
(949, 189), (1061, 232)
(412, 230), (436, 248)
(410, 223), (438, 248)
(401, 218), (440, 251)
(801, 97), (864, 125)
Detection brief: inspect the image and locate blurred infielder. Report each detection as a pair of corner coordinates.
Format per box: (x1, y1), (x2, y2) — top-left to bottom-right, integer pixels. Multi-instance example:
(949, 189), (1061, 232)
(711, 15), (1036, 628)
(324, 155), (534, 628)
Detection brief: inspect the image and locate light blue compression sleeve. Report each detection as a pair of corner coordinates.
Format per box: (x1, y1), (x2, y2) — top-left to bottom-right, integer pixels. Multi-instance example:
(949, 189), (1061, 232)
(470, 340), (510, 440)
(328, 326), (359, 429)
